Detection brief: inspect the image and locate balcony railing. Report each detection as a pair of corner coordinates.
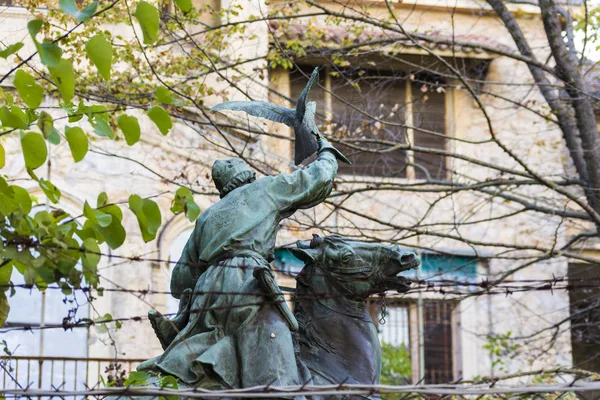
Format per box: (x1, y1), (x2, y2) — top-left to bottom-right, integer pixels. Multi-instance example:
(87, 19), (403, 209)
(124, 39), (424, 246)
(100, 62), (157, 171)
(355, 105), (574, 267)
(0, 356), (146, 391)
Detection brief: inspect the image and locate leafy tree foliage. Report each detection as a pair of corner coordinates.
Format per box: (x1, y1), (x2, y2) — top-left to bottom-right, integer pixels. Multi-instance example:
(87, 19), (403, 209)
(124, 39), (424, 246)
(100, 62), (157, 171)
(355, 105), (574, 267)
(0, 0), (205, 326)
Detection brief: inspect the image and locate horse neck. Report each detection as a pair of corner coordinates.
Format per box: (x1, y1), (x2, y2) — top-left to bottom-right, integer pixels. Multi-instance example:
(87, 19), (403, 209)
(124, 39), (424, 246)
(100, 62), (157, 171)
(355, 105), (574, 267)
(294, 264), (382, 385)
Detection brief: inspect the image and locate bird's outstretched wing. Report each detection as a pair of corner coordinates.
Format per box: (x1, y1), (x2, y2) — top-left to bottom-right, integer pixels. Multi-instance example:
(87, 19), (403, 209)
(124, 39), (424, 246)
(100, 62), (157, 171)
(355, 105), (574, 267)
(303, 101), (320, 135)
(301, 102), (352, 165)
(296, 68), (319, 123)
(295, 101), (319, 165)
(212, 101), (296, 127)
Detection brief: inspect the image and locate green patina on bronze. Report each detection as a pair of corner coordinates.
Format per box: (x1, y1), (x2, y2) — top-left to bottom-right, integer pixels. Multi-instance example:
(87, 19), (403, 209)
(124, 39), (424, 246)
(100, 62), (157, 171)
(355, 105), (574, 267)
(127, 70), (419, 399)
(138, 148), (339, 388)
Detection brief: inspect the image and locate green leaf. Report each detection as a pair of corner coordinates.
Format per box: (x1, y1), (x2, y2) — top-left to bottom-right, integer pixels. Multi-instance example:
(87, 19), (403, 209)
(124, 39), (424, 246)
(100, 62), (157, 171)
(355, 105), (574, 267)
(129, 194), (162, 242)
(48, 59), (75, 103)
(156, 86), (173, 104)
(59, 0), (98, 22)
(7, 249), (34, 268)
(14, 70), (43, 110)
(65, 126), (88, 162)
(21, 132), (47, 169)
(0, 291), (8, 328)
(93, 118), (114, 139)
(47, 128), (61, 145)
(174, 0), (192, 13)
(59, 282), (72, 295)
(11, 185), (32, 213)
(95, 212), (112, 227)
(38, 43), (63, 68)
(27, 19), (43, 38)
(0, 262), (12, 285)
(66, 268), (81, 289)
(134, 1), (160, 45)
(27, 20), (63, 68)
(185, 200), (200, 221)
(26, 21), (59, 66)
(171, 187), (200, 222)
(37, 112), (59, 144)
(0, 143), (4, 169)
(125, 371), (150, 386)
(66, 101), (85, 122)
(0, 42), (23, 59)
(0, 106), (27, 129)
(25, 109), (38, 125)
(94, 313), (112, 334)
(13, 261), (35, 287)
(117, 114), (141, 145)
(84, 201), (112, 227)
(36, 266), (55, 285)
(159, 374), (179, 392)
(97, 191), (108, 208)
(87, 104), (108, 121)
(39, 178), (61, 203)
(37, 111), (54, 138)
(81, 238), (100, 286)
(85, 34), (112, 80)
(96, 206), (126, 249)
(147, 106), (172, 135)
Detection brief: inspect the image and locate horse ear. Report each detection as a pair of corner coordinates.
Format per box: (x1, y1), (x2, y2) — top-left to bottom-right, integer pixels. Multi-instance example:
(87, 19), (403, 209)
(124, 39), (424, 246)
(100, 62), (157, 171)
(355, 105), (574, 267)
(289, 247), (320, 264)
(310, 234), (324, 248)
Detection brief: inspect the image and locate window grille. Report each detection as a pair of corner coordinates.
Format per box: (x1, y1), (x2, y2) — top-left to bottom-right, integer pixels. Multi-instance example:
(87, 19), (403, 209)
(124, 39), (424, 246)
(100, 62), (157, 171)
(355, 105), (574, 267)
(372, 299), (456, 384)
(423, 300), (454, 384)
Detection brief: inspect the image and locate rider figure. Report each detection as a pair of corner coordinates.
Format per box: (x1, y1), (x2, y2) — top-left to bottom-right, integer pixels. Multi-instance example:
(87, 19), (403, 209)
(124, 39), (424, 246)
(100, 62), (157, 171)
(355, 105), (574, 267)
(138, 137), (340, 389)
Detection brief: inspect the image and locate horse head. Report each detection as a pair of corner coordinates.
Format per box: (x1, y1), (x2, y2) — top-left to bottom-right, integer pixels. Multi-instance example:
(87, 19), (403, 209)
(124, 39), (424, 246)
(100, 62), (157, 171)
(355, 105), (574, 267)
(290, 234), (420, 299)
(289, 234), (420, 389)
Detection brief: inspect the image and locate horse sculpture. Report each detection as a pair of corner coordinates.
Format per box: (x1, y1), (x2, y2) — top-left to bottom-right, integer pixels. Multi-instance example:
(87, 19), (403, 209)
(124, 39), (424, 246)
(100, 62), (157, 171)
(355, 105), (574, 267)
(112, 235), (418, 399)
(290, 234), (419, 397)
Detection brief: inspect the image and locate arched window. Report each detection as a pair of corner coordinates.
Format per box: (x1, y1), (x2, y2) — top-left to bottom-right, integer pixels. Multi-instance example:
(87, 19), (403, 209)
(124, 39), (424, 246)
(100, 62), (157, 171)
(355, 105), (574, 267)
(164, 228), (194, 315)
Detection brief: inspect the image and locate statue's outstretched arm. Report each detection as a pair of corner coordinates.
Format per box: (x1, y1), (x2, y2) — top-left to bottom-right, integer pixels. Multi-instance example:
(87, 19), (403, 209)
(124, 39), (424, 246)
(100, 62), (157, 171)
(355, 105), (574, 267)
(269, 140), (339, 211)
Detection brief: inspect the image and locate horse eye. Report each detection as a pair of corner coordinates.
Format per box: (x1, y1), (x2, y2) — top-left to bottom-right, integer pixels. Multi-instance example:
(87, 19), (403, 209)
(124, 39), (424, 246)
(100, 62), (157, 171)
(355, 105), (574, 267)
(340, 252), (353, 263)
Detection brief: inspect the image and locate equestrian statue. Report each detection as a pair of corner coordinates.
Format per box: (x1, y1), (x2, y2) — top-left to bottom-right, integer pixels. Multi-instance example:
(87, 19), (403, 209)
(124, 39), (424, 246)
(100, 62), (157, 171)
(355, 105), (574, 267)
(125, 68), (419, 399)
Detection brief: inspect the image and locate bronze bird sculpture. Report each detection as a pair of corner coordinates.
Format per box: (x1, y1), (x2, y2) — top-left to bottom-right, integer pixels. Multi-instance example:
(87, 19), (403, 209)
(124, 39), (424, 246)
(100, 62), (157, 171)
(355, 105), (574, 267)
(211, 67), (350, 165)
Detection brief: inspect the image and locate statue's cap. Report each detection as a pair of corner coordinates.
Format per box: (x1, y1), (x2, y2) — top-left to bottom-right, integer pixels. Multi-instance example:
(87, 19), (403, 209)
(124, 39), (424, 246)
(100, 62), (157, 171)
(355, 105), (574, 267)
(211, 158), (255, 197)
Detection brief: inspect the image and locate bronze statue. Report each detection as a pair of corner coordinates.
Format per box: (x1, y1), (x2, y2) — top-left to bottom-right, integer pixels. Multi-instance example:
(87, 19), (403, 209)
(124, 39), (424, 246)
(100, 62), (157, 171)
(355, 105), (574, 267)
(138, 69), (348, 389)
(138, 142), (340, 389)
(133, 234), (418, 399)
(132, 68), (419, 398)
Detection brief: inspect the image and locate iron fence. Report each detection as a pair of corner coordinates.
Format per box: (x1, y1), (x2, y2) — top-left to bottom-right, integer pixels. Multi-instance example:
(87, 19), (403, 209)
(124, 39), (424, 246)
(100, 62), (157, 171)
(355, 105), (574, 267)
(0, 356), (146, 392)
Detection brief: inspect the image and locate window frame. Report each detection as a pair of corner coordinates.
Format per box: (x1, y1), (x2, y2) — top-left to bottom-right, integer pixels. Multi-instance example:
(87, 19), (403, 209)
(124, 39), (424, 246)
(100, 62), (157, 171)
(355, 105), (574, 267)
(370, 297), (461, 384)
(290, 65), (453, 181)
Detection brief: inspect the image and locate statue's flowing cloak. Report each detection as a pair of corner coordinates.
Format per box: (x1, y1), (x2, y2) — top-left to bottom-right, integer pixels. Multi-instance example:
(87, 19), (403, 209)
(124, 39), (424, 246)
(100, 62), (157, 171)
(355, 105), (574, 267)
(138, 151), (338, 388)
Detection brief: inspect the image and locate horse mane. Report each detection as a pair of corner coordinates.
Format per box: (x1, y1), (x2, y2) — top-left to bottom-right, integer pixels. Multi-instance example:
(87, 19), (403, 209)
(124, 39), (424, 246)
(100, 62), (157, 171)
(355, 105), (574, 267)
(295, 306), (340, 355)
(322, 234), (351, 247)
(294, 264), (341, 355)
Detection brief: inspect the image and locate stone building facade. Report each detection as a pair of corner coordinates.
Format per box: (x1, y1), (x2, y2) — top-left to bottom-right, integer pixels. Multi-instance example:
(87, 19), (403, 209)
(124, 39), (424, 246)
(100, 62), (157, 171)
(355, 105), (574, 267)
(1, 0), (598, 390)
